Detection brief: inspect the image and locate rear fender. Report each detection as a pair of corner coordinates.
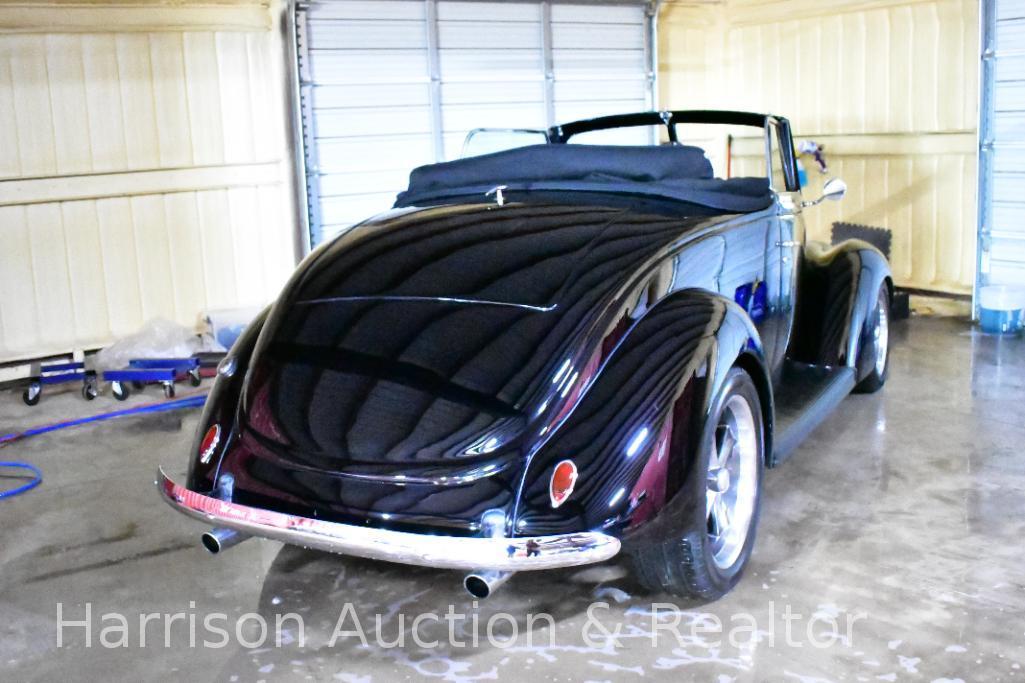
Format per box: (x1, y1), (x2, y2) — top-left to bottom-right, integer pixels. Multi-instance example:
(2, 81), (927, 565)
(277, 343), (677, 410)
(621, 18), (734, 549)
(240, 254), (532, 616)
(511, 289), (772, 539)
(186, 308), (268, 492)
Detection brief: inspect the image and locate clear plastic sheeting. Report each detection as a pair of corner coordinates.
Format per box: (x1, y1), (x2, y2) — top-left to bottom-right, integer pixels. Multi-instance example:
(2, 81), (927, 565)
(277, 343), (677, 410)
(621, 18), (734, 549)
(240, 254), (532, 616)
(93, 318), (202, 372)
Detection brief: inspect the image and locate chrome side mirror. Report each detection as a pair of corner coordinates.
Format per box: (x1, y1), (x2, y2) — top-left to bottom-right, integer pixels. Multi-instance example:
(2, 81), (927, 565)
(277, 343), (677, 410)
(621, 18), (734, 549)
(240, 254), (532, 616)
(802, 177), (847, 208)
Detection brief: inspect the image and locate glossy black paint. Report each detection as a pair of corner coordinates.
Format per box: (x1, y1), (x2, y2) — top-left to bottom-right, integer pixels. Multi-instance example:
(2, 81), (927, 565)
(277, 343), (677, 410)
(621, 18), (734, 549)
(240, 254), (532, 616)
(790, 240), (893, 381)
(183, 110), (891, 546)
(513, 290), (773, 538)
(187, 307), (266, 490)
(193, 201), (780, 535)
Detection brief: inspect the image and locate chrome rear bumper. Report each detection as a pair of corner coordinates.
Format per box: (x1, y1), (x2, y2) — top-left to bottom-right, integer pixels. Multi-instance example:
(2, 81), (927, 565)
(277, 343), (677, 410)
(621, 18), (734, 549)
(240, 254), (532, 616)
(157, 468), (621, 571)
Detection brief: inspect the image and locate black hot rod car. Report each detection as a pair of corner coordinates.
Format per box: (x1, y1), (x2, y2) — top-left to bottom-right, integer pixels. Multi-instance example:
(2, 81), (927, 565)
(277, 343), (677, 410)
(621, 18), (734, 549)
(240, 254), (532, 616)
(159, 111), (891, 600)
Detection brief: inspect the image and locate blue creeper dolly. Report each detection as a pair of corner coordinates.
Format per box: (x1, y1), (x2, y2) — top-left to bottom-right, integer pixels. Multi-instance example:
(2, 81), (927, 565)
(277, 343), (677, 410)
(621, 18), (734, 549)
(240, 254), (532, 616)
(22, 362), (98, 406)
(104, 357), (202, 401)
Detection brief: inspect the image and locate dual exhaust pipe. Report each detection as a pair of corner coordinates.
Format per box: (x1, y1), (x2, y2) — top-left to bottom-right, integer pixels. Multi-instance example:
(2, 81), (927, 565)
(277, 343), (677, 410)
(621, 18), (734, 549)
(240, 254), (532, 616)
(200, 527), (514, 599)
(462, 569), (513, 599)
(201, 527), (248, 554)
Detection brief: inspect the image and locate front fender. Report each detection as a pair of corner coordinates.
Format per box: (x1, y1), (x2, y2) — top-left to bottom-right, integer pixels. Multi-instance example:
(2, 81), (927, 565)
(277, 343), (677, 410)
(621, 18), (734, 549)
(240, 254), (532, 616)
(511, 289), (772, 539)
(793, 240), (892, 383)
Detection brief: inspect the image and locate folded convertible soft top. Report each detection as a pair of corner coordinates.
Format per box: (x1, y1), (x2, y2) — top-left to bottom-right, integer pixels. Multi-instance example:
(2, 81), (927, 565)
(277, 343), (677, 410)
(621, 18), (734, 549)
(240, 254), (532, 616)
(394, 144), (773, 213)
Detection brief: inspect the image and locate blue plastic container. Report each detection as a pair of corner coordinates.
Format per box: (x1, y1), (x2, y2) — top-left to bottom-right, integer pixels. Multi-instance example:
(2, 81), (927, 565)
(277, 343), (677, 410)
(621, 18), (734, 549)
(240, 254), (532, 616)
(979, 286), (1025, 334)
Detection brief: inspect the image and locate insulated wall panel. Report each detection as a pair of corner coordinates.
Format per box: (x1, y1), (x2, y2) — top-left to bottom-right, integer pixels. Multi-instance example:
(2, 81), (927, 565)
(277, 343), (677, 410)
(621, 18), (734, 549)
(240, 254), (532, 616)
(660, 0), (979, 294)
(0, 3), (296, 363)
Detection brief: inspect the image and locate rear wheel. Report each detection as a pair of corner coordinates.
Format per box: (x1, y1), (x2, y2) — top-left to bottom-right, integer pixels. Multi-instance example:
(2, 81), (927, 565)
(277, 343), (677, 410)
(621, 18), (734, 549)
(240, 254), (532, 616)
(629, 366), (764, 600)
(855, 283), (890, 393)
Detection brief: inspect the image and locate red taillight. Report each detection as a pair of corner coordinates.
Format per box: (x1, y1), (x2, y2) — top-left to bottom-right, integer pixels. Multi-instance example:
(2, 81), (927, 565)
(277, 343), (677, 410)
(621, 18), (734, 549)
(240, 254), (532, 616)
(549, 460), (578, 508)
(199, 424), (221, 464)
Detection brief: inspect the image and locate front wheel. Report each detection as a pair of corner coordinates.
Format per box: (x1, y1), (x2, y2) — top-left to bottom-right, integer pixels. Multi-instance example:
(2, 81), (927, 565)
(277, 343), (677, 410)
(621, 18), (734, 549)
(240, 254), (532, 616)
(854, 283), (890, 394)
(628, 366), (764, 600)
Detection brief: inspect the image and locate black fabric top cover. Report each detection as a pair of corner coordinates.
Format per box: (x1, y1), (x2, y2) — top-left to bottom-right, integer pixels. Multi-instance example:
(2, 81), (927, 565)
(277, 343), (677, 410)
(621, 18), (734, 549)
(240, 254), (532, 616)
(394, 144), (773, 213)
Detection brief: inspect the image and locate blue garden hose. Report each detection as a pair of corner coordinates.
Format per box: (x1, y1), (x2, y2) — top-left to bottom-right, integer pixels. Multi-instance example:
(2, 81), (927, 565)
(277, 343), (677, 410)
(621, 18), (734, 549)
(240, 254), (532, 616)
(0, 392), (207, 500)
(0, 461), (42, 500)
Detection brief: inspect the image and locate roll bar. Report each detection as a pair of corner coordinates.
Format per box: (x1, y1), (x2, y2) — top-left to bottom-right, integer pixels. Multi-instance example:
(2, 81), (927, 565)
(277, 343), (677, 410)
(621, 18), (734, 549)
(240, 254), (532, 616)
(548, 110), (801, 192)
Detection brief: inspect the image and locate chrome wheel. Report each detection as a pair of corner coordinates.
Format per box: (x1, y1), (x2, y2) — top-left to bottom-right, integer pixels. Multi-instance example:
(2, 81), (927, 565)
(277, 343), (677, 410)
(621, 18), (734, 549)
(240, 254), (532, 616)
(706, 394), (759, 569)
(873, 290), (889, 377)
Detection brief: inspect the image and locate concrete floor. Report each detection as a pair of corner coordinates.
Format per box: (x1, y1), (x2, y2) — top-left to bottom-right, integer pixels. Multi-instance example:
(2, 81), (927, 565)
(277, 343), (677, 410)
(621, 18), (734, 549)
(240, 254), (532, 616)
(1, 315), (1023, 682)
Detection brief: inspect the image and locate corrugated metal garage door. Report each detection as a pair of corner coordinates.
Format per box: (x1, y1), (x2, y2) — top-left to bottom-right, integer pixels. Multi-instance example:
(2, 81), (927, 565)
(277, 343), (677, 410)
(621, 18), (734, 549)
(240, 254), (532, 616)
(295, 0), (654, 247)
(979, 0), (1025, 294)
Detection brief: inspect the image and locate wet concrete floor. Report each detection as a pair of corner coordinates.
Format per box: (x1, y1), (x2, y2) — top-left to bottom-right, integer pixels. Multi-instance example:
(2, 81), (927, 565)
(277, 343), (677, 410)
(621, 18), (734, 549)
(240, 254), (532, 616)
(1, 316), (1023, 682)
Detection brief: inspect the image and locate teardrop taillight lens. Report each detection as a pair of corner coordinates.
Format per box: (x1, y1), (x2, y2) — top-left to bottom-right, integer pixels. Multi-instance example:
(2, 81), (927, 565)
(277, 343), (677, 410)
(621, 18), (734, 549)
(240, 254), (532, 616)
(549, 460), (578, 508)
(199, 424), (221, 464)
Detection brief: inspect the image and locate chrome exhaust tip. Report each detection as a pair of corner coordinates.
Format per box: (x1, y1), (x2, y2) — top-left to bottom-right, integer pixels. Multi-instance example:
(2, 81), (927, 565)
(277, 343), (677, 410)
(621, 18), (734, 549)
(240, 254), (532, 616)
(463, 570), (513, 599)
(201, 528), (248, 554)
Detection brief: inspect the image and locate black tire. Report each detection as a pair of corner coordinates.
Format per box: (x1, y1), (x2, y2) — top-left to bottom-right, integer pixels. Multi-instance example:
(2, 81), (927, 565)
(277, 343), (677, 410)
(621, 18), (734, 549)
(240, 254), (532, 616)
(22, 382), (41, 406)
(163, 383), (176, 399)
(628, 366), (765, 600)
(189, 369), (202, 387)
(111, 381), (130, 401)
(81, 382), (98, 401)
(854, 283), (890, 394)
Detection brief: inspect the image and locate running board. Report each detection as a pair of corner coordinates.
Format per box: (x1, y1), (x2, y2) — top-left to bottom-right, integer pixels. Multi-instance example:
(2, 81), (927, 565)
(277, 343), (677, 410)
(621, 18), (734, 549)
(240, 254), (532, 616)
(772, 363), (857, 465)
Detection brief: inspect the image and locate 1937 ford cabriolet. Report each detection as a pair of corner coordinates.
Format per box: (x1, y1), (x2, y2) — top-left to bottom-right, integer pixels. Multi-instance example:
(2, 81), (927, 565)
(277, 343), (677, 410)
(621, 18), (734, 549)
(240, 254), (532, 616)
(159, 110), (891, 600)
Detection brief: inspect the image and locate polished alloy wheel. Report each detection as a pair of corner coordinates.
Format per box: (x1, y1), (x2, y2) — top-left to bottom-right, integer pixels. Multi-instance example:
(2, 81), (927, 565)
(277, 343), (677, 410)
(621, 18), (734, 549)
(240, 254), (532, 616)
(706, 394), (759, 569)
(873, 291), (889, 376)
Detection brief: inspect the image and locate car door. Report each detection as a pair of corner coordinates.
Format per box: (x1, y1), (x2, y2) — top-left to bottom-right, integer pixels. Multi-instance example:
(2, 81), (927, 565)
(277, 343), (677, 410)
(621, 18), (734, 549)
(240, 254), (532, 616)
(765, 205), (798, 374)
(718, 215), (774, 357)
(761, 121), (802, 375)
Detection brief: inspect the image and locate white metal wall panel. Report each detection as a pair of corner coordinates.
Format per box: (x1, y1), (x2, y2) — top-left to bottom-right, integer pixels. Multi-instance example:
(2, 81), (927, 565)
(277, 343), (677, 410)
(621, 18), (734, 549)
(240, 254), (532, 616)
(982, 1), (1025, 288)
(300, 1), (433, 239)
(437, 1), (547, 160)
(551, 3), (651, 145)
(299, 0), (653, 246)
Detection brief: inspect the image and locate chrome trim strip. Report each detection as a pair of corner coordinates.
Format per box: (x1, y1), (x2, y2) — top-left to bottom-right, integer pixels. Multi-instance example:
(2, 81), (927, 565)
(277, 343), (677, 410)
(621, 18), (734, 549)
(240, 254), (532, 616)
(292, 295), (558, 312)
(157, 468), (621, 571)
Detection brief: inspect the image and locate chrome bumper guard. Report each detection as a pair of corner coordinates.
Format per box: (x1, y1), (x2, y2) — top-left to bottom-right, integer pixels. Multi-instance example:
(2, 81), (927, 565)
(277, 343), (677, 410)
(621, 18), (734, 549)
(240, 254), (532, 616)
(157, 468), (621, 571)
